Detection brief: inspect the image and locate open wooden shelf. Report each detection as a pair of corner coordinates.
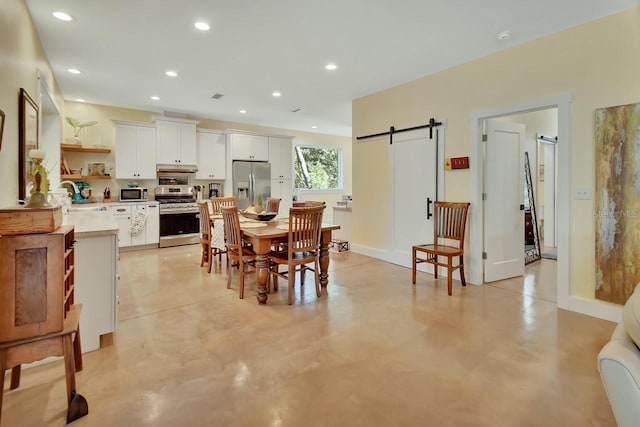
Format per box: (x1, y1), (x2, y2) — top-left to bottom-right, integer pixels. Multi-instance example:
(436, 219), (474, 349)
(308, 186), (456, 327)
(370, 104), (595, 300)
(61, 143), (111, 153)
(60, 174), (112, 180)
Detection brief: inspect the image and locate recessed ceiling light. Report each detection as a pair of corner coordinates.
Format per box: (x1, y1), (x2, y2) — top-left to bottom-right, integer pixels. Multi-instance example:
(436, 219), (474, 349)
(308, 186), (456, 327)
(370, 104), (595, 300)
(75, 99), (85, 103)
(496, 30), (512, 41)
(150, 96), (160, 101)
(311, 126), (318, 129)
(53, 11), (74, 21)
(239, 109), (247, 114)
(272, 91), (281, 97)
(166, 70), (178, 77)
(194, 22), (210, 31)
(67, 68), (81, 74)
(325, 63), (337, 71)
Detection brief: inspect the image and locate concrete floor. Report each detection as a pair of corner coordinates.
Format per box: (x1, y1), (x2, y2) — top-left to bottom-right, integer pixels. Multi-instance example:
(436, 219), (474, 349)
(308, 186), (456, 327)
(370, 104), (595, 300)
(1, 246), (616, 426)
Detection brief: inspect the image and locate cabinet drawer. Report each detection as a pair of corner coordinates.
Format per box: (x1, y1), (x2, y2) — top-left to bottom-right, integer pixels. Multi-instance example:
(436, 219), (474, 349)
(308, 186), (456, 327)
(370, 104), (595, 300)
(109, 205), (132, 215)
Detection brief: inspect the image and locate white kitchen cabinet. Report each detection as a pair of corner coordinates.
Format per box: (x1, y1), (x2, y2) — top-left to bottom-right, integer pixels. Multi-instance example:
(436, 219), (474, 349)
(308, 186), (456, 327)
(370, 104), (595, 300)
(229, 133), (269, 161)
(196, 130), (227, 180)
(269, 136), (293, 180)
(155, 118), (198, 166)
(114, 122), (157, 179)
(109, 202), (159, 248)
(271, 179), (293, 214)
(73, 230), (118, 352)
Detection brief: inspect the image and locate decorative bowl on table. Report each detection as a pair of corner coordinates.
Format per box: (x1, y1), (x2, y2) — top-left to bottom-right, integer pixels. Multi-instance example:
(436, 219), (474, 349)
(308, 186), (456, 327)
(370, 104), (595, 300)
(240, 210), (277, 221)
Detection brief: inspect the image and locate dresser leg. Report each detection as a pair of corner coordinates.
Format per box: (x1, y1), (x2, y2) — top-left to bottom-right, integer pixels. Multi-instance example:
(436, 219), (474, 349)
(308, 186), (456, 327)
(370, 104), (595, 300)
(10, 365), (20, 389)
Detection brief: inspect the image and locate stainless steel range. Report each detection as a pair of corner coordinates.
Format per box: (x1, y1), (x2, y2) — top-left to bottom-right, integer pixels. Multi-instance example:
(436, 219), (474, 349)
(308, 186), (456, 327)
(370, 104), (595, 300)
(155, 185), (200, 248)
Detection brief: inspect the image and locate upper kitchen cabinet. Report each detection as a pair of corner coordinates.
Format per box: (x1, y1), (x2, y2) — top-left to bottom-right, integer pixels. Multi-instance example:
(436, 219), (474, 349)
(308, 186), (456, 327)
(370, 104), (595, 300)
(154, 117), (199, 166)
(114, 121), (157, 179)
(196, 130), (226, 180)
(268, 136), (293, 180)
(228, 132), (269, 161)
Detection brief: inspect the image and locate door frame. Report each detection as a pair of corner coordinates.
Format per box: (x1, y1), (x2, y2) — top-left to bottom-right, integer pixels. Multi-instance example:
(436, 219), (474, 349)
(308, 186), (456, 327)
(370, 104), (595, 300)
(387, 120), (446, 268)
(469, 93), (620, 322)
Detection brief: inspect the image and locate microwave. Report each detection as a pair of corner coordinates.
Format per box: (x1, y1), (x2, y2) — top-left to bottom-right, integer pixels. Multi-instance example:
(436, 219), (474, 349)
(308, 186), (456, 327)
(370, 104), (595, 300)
(119, 187), (148, 202)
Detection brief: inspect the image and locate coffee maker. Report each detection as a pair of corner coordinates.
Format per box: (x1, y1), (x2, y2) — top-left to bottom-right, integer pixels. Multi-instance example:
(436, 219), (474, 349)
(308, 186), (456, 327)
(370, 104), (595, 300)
(208, 183), (221, 198)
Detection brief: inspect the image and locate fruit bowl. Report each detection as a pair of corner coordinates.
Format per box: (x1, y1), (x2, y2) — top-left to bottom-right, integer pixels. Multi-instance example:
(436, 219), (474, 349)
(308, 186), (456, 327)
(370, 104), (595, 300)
(240, 211), (277, 221)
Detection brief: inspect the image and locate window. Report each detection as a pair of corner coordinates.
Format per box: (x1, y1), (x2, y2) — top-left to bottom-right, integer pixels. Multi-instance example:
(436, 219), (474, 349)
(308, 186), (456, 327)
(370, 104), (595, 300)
(294, 145), (342, 190)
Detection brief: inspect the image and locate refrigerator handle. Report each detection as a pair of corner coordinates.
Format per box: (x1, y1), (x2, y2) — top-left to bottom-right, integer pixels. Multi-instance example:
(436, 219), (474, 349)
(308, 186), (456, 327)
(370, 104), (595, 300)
(249, 172), (254, 203)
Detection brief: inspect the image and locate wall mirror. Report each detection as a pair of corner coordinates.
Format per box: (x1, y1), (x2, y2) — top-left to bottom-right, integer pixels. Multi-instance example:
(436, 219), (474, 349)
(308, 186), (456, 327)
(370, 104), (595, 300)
(19, 88), (39, 201)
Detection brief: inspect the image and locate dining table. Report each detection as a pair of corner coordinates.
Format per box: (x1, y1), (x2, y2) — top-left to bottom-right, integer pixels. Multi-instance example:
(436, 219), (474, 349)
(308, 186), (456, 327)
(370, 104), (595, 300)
(211, 215), (340, 304)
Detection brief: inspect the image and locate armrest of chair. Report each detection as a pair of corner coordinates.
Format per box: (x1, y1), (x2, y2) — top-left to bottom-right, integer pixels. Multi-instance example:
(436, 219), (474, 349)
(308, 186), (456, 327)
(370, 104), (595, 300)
(598, 323), (640, 427)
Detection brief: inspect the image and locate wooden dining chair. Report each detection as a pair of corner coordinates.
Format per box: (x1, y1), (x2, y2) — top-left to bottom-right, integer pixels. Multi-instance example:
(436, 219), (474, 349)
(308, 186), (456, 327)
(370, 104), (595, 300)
(412, 201), (470, 296)
(211, 196), (236, 215)
(197, 201), (226, 272)
(292, 201), (325, 207)
(221, 205), (257, 299)
(266, 197), (281, 214)
(269, 205), (325, 305)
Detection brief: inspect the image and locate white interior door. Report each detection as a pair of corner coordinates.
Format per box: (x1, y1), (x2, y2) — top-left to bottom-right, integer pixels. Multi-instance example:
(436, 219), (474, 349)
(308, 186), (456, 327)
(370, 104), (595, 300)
(484, 120), (525, 282)
(389, 129), (438, 268)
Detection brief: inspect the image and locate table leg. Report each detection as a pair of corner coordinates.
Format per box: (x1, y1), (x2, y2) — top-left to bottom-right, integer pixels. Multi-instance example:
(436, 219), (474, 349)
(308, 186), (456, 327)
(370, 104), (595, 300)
(319, 231), (332, 288)
(10, 365), (21, 389)
(0, 349), (6, 425)
(255, 253), (270, 304)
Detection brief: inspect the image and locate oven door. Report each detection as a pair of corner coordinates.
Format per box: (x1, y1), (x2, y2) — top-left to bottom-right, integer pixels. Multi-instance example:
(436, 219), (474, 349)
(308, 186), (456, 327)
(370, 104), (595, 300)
(159, 210), (200, 247)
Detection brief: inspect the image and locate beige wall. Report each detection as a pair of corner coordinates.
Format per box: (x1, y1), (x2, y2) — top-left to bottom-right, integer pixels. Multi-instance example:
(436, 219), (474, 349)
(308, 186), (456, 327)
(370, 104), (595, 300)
(0, 0), (64, 206)
(352, 8), (640, 304)
(64, 102), (352, 219)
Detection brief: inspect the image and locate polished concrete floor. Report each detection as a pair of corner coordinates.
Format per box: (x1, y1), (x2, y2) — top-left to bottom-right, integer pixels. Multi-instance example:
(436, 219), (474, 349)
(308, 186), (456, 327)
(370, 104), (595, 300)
(2, 246), (617, 426)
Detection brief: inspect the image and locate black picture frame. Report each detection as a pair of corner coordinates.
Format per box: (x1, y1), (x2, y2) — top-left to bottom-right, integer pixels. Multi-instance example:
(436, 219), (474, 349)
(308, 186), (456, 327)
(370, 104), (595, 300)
(19, 88), (39, 201)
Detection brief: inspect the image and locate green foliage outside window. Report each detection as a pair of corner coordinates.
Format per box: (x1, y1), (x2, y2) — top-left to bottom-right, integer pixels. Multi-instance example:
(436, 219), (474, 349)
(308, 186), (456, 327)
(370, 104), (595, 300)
(294, 146), (341, 190)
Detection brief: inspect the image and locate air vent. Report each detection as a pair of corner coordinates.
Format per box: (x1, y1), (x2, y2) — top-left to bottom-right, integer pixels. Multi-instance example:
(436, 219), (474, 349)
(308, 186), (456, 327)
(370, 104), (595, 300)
(211, 93), (224, 99)
(291, 108), (302, 113)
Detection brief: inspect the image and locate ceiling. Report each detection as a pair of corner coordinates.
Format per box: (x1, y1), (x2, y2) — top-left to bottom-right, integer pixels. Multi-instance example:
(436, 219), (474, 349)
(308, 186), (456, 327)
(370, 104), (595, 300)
(26, 0), (638, 137)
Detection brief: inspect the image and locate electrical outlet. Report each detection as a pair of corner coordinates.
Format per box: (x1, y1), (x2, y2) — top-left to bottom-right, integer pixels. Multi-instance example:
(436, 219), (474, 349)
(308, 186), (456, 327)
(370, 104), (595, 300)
(574, 186), (592, 200)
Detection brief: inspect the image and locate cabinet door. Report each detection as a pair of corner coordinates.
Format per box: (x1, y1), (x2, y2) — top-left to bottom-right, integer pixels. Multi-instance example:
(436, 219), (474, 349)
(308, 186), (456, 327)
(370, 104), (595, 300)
(179, 123), (197, 165)
(269, 137), (292, 179)
(230, 134), (268, 160)
(136, 126), (157, 179)
(115, 125), (138, 179)
(196, 131), (227, 180)
(145, 203), (160, 244)
(110, 205), (132, 247)
(156, 120), (180, 164)
(211, 133), (227, 179)
(271, 179), (293, 215)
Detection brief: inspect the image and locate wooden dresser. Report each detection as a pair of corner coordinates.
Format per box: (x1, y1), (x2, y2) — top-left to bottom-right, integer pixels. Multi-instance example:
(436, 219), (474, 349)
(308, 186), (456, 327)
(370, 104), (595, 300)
(0, 225), (88, 424)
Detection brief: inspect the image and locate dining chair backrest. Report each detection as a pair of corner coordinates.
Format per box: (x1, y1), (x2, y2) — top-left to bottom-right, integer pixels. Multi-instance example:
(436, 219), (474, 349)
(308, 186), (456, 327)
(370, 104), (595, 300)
(211, 197), (236, 215)
(197, 201), (212, 240)
(292, 201), (326, 207)
(220, 205), (243, 252)
(287, 205), (325, 256)
(266, 197), (281, 214)
(433, 201), (470, 249)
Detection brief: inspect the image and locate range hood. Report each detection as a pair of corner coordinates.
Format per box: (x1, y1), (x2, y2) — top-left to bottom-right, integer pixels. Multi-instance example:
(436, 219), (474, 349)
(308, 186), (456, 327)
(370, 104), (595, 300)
(156, 164), (198, 173)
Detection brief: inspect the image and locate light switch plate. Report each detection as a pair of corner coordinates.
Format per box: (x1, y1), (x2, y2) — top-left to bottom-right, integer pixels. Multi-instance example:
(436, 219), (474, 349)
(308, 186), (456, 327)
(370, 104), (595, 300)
(574, 186), (592, 200)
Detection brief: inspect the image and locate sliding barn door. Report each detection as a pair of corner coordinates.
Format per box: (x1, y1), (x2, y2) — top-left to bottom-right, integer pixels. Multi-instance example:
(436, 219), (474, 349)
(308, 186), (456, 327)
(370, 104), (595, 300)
(388, 129), (439, 269)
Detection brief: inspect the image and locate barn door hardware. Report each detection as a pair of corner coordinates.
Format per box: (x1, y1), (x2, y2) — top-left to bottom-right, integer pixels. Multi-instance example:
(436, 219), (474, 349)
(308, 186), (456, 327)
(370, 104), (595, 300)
(356, 117), (442, 144)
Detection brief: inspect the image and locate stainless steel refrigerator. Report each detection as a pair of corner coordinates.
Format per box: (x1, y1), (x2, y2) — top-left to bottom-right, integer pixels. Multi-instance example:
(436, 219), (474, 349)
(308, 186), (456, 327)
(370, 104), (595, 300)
(232, 160), (271, 211)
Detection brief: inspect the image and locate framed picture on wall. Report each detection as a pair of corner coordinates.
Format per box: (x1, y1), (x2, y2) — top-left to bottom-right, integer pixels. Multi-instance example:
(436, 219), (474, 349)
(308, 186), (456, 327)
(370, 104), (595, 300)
(19, 88), (39, 201)
(0, 108), (5, 151)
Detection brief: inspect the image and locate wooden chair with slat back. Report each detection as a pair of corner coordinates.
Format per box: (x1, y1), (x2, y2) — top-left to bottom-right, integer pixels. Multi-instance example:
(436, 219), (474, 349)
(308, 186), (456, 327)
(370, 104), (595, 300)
(266, 197), (281, 214)
(268, 205), (325, 305)
(292, 201), (325, 207)
(221, 205), (257, 299)
(412, 201), (470, 295)
(210, 197), (236, 215)
(197, 201), (226, 272)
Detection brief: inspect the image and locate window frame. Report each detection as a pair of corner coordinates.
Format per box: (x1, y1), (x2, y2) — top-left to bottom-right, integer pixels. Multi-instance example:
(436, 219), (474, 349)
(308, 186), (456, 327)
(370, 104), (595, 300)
(293, 143), (344, 193)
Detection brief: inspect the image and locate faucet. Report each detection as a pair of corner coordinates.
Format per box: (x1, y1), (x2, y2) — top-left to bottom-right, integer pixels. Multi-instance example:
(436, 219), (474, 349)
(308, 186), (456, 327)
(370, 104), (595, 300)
(60, 180), (80, 195)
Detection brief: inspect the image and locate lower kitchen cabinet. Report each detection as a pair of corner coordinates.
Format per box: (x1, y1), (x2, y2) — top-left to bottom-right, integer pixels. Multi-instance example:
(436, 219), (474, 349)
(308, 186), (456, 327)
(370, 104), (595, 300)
(271, 179), (292, 214)
(108, 202), (159, 248)
(73, 230), (118, 352)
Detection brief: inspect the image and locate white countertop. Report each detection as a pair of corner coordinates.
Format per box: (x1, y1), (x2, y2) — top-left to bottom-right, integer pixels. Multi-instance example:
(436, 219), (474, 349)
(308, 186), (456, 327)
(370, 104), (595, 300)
(63, 210), (118, 236)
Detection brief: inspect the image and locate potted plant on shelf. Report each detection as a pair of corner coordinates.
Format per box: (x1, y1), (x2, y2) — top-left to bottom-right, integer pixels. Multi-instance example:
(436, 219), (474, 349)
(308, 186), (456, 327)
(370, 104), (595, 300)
(65, 117), (98, 145)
